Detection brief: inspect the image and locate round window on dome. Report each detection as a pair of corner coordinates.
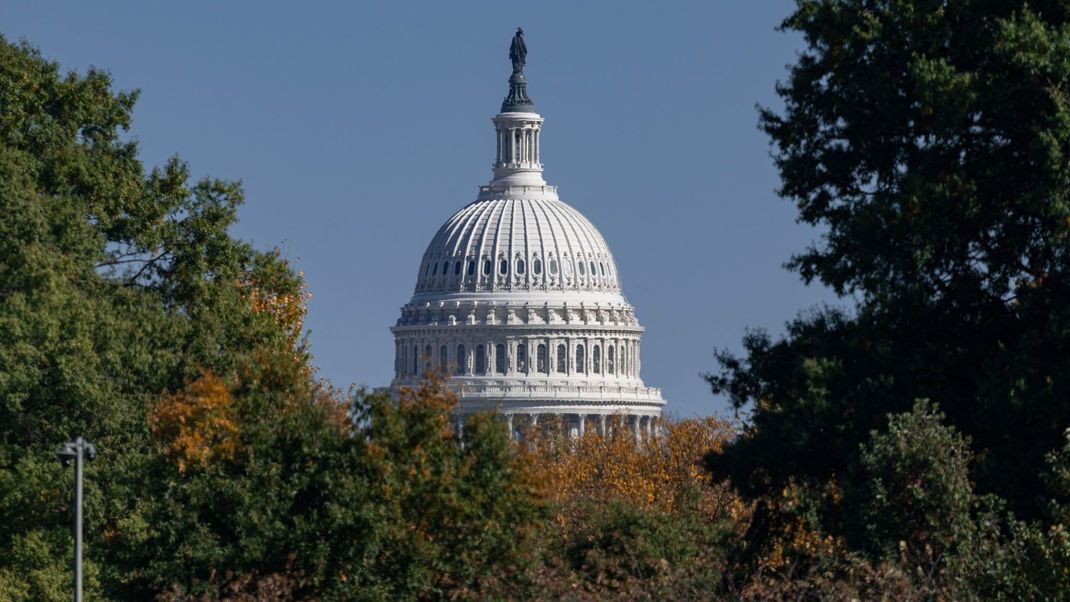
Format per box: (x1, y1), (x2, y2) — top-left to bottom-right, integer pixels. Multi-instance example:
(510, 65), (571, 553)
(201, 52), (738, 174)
(454, 261), (462, 275)
(483, 260), (491, 275)
(578, 261), (586, 276)
(563, 260), (573, 276)
(432, 262), (438, 276)
(590, 261), (597, 275)
(600, 262), (605, 276)
(468, 260), (475, 276)
(533, 259), (542, 274)
(442, 261), (449, 275)
(549, 259), (558, 274)
(516, 259), (525, 274)
(499, 259), (508, 275)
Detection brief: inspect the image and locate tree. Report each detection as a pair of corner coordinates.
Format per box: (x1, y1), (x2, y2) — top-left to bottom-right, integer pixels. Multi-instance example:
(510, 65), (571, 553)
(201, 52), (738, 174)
(709, 0), (1070, 520)
(0, 34), (307, 600)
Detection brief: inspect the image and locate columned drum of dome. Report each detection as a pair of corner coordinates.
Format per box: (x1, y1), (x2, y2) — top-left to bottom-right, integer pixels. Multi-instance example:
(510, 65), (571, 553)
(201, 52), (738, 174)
(390, 30), (665, 434)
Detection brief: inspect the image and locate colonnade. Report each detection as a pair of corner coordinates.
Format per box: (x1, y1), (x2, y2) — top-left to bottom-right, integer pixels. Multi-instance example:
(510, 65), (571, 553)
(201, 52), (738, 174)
(453, 413), (657, 442)
(495, 123), (541, 168)
(395, 335), (642, 381)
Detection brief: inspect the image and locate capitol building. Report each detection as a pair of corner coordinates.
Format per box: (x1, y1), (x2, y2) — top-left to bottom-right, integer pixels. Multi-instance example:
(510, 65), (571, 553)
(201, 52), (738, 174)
(389, 30), (665, 438)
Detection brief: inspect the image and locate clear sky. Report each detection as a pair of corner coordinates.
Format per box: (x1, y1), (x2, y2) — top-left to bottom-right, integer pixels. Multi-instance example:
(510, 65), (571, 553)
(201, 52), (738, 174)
(2, 1), (838, 417)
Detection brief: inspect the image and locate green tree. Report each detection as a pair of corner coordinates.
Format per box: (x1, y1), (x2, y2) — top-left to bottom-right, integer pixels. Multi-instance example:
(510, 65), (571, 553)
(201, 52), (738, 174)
(709, 0), (1070, 520)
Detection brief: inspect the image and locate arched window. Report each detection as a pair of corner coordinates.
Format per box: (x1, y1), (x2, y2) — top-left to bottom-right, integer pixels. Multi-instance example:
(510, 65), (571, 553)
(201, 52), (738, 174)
(533, 259), (542, 274)
(425, 263), (431, 276)
(413, 344), (418, 375)
(454, 261), (462, 275)
(590, 261), (597, 275)
(499, 259), (508, 275)
(516, 343), (527, 372)
(607, 345), (615, 374)
(475, 345), (486, 374)
(593, 345), (601, 374)
(516, 259), (525, 274)
(576, 344), (586, 373)
(549, 259), (558, 275)
(600, 262), (605, 276)
(578, 261), (586, 275)
(563, 260), (574, 277)
(442, 261), (450, 275)
(439, 344), (448, 374)
(456, 344), (466, 375)
(424, 345), (432, 373)
(620, 346), (627, 375)
(556, 344), (566, 373)
(483, 260), (491, 275)
(467, 260), (475, 276)
(537, 344), (548, 373)
(401, 345), (408, 376)
(432, 263), (438, 276)
(495, 344), (506, 374)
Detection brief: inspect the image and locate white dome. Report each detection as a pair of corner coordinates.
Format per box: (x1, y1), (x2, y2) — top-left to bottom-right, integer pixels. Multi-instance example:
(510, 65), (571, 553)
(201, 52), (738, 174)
(387, 40), (665, 434)
(413, 193), (622, 297)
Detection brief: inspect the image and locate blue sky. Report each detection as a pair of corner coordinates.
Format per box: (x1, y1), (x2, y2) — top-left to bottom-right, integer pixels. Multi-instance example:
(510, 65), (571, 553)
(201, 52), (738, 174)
(2, 1), (838, 417)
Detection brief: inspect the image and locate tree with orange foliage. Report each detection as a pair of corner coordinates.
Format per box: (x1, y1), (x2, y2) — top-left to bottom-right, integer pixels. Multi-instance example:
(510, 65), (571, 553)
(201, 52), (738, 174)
(502, 414), (749, 599)
(147, 370), (240, 473)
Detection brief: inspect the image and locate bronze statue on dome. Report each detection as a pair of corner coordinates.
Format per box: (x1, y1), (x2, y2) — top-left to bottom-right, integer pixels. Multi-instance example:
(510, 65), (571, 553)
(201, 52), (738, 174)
(509, 28), (527, 73)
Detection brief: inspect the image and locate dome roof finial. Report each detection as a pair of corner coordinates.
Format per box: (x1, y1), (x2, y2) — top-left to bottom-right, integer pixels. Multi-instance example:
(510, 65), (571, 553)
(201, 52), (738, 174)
(502, 28), (535, 113)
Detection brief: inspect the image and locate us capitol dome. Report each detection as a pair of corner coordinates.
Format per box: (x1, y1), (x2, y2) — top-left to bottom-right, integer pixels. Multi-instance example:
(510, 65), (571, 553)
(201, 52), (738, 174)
(389, 29), (665, 438)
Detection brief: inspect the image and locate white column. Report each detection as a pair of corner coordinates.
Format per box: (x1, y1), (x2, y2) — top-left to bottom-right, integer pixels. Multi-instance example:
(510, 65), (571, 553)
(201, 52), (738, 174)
(578, 414), (585, 437)
(506, 413), (514, 439)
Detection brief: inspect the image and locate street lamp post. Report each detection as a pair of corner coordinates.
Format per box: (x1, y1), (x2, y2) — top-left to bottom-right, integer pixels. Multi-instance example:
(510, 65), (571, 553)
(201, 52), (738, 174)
(57, 437), (96, 602)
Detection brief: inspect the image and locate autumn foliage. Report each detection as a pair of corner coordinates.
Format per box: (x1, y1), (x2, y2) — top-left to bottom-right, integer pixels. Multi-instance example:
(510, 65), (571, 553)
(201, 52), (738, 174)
(148, 369), (240, 473)
(519, 415), (739, 517)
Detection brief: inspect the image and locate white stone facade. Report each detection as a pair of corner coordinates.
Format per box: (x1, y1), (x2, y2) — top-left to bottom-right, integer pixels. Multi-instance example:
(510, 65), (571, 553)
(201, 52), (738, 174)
(389, 67), (665, 434)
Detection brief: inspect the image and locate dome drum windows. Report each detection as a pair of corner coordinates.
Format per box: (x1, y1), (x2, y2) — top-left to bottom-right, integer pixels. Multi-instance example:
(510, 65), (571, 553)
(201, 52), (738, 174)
(476, 345), (487, 374)
(439, 344), (448, 374)
(499, 259), (509, 275)
(575, 344), (586, 374)
(607, 346), (615, 374)
(516, 258), (525, 275)
(593, 345), (601, 374)
(537, 344), (548, 373)
(556, 344), (566, 373)
(495, 344), (506, 375)
(516, 343), (527, 372)
(533, 258), (542, 275)
(456, 344), (467, 375)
